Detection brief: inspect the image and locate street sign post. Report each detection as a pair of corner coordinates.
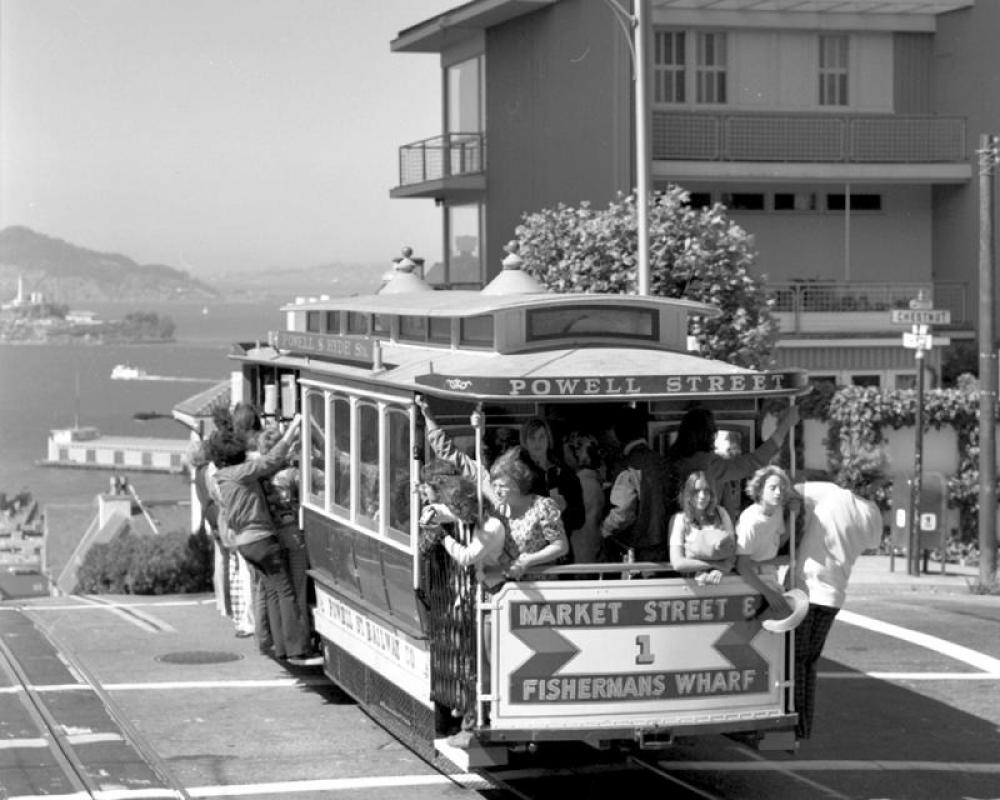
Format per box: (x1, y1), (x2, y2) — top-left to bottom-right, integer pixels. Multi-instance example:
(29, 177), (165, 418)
(902, 332), (934, 350)
(890, 309), (951, 326)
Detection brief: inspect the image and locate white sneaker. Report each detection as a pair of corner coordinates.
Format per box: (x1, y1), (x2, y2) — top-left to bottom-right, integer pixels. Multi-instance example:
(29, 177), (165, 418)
(288, 651), (323, 667)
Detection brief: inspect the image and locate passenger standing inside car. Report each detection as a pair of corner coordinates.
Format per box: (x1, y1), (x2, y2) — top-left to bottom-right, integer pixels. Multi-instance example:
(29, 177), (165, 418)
(668, 405), (799, 509)
(600, 406), (672, 562)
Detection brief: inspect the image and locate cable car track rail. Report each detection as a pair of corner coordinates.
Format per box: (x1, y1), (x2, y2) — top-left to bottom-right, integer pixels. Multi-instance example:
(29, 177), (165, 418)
(0, 607), (191, 800)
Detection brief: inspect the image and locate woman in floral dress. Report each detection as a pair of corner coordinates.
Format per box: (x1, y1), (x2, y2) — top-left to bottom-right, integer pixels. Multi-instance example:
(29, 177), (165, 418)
(488, 446), (569, 577)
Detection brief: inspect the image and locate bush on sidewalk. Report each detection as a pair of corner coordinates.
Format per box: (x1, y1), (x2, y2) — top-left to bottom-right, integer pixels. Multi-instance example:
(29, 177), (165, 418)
(77, 529), (213, 594)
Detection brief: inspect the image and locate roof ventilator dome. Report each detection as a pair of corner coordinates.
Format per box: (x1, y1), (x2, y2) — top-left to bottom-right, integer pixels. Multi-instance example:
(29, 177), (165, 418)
(377, 247), (432, 294)
(480, 242), (547, 295)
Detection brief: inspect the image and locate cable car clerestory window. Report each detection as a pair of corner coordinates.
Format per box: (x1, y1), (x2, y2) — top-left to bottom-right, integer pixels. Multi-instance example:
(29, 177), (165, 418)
(526, 306), (658, 342)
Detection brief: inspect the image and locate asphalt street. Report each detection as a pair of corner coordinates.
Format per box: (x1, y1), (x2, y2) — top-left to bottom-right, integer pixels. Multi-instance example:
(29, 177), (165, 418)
(1, 554), (997, 800)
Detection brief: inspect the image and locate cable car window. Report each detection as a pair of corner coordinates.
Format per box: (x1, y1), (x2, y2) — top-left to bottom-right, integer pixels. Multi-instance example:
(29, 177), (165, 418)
(373, 314), (391, 336)
(387, 408), (411, 541)
(460, 315), (494, 346)
(306, 311), (321, 333)
(428, 317), (452, 344)
(305, 391), (327, 508)
(526, 306), (658, 342)
(331, 396), (350, 511)
(324, 311), (340, 334)
(347, 312), (369, 335)
(399, 315), (428, 341)
(358, 401), (381, 528)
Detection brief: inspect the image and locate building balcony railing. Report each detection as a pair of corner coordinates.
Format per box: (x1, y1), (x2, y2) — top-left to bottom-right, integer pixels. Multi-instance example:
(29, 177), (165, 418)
(653, 112), (967, 163)
(769, 280), (969, 335)
(398, 132), (485, 187)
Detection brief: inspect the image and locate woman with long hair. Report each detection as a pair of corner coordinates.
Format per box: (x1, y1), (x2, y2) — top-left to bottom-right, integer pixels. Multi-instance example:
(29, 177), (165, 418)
(668, 470), (737, 585)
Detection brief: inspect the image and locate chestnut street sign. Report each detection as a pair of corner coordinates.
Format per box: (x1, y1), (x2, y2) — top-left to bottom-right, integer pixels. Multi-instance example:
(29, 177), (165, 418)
(891, 309), (952, 325)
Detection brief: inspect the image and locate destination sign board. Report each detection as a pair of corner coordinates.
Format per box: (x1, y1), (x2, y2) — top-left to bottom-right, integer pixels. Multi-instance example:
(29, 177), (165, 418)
(890, 309), (951, 326)
(493, 582), (784, 725)
(415, 370), (808, 399)
(274, 330), (374, 364)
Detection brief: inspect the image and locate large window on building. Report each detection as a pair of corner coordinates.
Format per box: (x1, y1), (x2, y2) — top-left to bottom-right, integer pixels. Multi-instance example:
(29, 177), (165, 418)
(819, 35), (848, 106)
(653, 30), (727, 106)
(695, 32), (727, 105)
(446, 203), (484, 285)
(447, 56), (483, 134)
(446, 55), (484, 177)
(653, 30), (686, 104)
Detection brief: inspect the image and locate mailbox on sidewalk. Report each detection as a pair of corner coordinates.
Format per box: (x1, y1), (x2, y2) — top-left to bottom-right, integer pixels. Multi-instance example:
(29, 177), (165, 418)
(890, 472), (947, 572)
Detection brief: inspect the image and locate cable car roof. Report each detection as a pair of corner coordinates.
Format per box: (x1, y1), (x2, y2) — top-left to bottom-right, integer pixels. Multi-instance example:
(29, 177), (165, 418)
(282, 290), (719, 319)
(234, 339), (809, 402)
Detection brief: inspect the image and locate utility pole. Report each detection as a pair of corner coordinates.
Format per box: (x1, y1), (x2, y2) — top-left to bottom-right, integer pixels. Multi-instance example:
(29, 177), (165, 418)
(634, 0), (651, 296)
(978, 133), (998, 584)
(605, 0), (652, 296)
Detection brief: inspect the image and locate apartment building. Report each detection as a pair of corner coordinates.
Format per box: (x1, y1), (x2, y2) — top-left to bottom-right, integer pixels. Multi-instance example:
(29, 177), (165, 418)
(390, 0), (999, 389)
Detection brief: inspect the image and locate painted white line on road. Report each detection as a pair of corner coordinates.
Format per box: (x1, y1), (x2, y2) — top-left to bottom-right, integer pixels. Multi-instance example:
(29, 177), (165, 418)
(187, 773), (487, 797)
(8, 792), (182, 800)
(0, 737), (49, 748)
(1, 678), (331, 694)
(1, 599), (213, 612)
(75, 596), (176, 633)
(821, 671), (1000, 680)
(105, 678), (332, 691)
(5, 775), (483, 800)
(837, 609), (1000, 673)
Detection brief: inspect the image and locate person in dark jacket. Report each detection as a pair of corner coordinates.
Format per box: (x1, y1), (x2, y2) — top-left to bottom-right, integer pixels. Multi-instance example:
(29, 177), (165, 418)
(600, 406), (673, 562)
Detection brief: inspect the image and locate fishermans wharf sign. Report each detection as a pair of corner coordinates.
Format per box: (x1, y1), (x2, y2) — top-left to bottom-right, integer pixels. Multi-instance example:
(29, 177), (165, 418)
(415, 370), (807, 399)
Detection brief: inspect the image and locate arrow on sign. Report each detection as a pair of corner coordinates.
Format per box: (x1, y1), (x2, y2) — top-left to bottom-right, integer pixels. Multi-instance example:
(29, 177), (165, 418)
(712, 618), (769, 677)
(510, 627), (581, 685)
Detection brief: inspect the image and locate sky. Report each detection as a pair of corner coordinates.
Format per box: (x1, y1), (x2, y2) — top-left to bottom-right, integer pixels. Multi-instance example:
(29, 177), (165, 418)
(0, 0), (457, 275)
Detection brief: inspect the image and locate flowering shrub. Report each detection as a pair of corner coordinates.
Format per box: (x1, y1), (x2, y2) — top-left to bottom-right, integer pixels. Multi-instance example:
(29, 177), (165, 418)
(513, 187), (779, 369)
(823, 385), (998, 541)
(77, 529), (212, 595)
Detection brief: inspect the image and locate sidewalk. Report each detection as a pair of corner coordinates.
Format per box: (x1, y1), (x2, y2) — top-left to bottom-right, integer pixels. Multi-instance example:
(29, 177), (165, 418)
(848, 552), (983, 595)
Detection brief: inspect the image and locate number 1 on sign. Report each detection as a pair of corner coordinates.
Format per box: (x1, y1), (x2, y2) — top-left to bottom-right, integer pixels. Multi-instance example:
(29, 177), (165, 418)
(635, 634), (655, 665)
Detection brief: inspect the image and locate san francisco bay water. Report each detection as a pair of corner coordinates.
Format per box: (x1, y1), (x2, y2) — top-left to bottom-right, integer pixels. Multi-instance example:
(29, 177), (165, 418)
(0, 301), (285, 508)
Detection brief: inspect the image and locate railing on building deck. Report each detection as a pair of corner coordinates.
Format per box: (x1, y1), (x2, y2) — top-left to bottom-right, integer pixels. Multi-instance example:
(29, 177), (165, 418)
(652, 113), (967, 163)
(398, 133), (485, 187)
(769, 281), (969, 328)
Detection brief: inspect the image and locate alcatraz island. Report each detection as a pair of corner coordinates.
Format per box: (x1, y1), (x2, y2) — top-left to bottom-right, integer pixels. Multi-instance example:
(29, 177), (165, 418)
(0, 276), (175, 344)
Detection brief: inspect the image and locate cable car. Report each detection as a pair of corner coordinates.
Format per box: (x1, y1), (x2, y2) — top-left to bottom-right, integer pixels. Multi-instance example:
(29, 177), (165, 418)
(227, 252), (809, 768)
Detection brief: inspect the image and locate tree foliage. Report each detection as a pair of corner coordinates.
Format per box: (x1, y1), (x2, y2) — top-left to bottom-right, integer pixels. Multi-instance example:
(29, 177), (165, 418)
(512, 187), (779, 368)
(77, 529), (212, 594)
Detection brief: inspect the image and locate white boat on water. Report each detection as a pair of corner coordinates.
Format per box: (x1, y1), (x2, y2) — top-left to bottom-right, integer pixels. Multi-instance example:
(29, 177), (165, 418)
(110, 364), (148, 380)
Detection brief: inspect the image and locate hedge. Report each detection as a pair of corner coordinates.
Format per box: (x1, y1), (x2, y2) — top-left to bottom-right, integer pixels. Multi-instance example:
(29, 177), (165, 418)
(77, 529), (213, 595)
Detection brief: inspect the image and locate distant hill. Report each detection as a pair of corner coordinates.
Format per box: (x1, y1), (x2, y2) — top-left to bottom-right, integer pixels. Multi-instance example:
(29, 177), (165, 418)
(210, 260), (389, 301)
(0, 226), (219, 304)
